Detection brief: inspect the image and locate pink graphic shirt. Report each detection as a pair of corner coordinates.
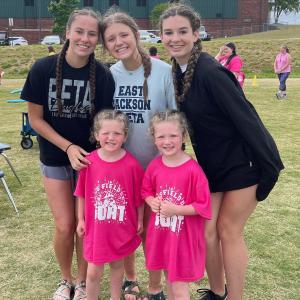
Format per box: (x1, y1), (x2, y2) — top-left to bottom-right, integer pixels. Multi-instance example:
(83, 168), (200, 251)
(141, 156), (211, 282)
(274, 53), (291, 73)
(74, 150), (144, 264)
(218, 55), (245, 87)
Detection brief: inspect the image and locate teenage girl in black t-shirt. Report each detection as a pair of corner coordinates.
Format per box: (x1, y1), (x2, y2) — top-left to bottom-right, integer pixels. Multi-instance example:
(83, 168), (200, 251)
(159, 4), (284, 300)
(21, 8), (114, 300)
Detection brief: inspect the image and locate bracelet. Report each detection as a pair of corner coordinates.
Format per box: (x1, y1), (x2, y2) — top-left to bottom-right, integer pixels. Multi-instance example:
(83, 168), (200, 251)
(65, 143), (74, 153)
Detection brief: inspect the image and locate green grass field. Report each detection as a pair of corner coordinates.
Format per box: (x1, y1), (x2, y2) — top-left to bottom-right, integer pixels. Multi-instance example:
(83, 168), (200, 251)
(0, 25), (299, 78)
(0, 78), (299, 299)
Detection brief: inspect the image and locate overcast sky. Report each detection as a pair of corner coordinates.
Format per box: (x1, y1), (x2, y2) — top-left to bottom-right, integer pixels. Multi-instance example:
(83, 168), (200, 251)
(269, 10), (300, 24)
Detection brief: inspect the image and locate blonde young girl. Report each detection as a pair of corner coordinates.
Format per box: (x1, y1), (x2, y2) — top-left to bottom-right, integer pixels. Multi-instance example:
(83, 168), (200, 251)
(101, 11), (176, 300)
(75, 110), (144, 300)
(21, 8), (114, 300)
(141, 110), (211, 300)
(159, 4), (283, 300)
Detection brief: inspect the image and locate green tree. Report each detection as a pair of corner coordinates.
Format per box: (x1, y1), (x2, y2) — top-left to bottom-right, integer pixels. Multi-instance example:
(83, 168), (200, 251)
(150, 3), (169, 29)
(48, 0), (80, 38)
(270, 0), (300, 23)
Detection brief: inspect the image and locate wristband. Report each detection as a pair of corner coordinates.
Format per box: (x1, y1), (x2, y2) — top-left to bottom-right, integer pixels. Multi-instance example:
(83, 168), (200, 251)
(65, 143), (74, 153)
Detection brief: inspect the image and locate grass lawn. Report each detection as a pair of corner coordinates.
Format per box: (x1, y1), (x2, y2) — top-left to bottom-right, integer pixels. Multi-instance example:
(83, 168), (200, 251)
(0, 25), (299, 78)
(0, 77), (299, 299)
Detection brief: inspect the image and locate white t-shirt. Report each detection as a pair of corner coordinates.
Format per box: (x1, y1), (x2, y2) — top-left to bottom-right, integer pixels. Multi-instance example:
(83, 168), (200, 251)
(111, 57), (176, 168)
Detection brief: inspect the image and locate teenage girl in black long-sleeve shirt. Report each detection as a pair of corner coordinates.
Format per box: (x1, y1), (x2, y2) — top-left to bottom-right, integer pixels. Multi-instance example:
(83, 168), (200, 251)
(159, 4), (283, 300)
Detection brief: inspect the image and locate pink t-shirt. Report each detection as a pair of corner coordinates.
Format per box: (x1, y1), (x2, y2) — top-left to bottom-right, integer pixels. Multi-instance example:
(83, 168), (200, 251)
(274, 53), (291, 73)
(218, 55), (245, 87)
(74, 150), (144, 265)
(141, 156), (211, 282)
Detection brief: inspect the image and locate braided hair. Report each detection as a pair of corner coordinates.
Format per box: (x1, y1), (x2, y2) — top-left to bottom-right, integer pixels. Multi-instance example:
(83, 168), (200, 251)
(101, 11), (151, 102)
(56, 8), (101, 116)
(159, 4), (202, 104)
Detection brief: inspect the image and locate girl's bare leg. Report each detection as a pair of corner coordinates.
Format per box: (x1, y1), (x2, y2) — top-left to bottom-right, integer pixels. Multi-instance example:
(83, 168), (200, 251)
(218, 185), (257, 300)
(204, 192), (226, 296)
(110, 259), (124, 300)
(86, 263), (104, 300)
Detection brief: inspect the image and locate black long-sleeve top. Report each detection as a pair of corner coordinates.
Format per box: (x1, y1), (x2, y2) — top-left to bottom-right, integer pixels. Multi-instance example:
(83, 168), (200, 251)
(177, 52), (284, 201)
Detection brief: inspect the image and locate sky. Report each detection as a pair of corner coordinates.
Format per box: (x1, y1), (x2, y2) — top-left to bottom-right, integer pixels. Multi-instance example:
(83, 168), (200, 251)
(269, 11), (300, 24)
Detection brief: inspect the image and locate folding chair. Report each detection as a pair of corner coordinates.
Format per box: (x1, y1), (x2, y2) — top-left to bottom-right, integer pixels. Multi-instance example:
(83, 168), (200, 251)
(0, 169), (19, 216)
(0, 142), (22, 185)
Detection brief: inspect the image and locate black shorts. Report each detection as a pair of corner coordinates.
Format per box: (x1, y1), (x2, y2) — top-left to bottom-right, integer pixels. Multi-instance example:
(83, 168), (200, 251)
(208, 161), (260, 193)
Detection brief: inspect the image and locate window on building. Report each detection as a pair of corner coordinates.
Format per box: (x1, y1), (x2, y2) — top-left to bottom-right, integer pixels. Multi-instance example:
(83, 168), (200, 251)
(84, 0), (93, 6)
(137, 0), (146, 6)
(24, 0), (34, 6)
(109, 0), (119, 6)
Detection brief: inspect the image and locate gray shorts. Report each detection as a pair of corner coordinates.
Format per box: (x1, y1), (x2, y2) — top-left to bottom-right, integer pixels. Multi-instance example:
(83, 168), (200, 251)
(40, 163), (74, 180)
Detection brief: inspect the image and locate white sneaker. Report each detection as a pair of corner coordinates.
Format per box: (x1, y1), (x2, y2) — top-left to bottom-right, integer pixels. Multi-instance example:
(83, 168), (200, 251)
(276, 91), (285, 100)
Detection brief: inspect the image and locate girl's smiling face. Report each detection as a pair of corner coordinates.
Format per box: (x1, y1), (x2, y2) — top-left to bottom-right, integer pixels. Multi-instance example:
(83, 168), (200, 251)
(66, 14), (99, 64)
(94, 120), (127, 156)
(103, 23), (140, 63)
(153, 121), (185, 159)
(161, 15), (199, 65)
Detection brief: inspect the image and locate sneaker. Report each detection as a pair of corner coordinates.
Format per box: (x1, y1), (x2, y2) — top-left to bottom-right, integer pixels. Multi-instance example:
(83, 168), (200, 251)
(197, 285), (228, 300)
(276, 91), (282, 99)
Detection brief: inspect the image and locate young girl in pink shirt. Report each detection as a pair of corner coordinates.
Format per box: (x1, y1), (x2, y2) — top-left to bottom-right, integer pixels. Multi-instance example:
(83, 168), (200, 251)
(75, 110), (144, 300)
(141, 110), (211, 299)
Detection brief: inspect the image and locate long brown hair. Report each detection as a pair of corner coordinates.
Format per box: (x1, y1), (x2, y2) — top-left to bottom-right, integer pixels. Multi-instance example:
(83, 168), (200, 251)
(56, 8), (101, 115)
(160, 4), (202, 104)
(100, 11), (151, 102)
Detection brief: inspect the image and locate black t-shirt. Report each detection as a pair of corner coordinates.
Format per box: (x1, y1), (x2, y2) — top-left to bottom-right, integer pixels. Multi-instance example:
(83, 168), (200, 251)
(21, 55), (114, 166)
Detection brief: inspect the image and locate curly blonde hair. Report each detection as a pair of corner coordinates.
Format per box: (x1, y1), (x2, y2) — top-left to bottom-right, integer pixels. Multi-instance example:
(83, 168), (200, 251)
(90, 109), (129, 143)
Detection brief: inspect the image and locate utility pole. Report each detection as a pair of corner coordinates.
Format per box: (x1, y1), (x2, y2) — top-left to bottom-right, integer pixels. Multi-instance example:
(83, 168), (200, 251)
(37, 0), (41, 42)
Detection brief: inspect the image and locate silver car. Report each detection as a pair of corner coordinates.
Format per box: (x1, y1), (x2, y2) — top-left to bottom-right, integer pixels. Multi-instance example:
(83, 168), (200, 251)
(41, 35), (61, 45)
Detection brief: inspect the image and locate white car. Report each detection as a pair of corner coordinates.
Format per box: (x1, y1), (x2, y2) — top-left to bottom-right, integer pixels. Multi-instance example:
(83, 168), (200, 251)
(8, 36), (28, 46)
(138, 30), (161, 43)
(41, 35), (61, 45)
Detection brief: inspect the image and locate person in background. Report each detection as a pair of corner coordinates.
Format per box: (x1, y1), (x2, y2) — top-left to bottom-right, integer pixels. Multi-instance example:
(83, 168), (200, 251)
(75, 110), (144, 300)
(160, 4), (284, 299)
(273, 45), (292, 99)
(149, 46), (160, 59)
(21, 8), (114, 300)
(101, 10), (176, 300)
(48, 45), (56, 56)
(215, 42), (245, 88)
(0, 66), (4, 85)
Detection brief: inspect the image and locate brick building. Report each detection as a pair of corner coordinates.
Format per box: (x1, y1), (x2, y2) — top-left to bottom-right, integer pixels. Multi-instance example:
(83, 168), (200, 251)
(0, 0), (269, 43)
